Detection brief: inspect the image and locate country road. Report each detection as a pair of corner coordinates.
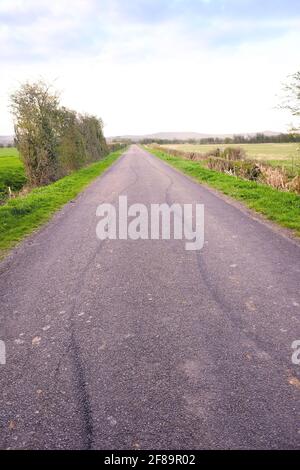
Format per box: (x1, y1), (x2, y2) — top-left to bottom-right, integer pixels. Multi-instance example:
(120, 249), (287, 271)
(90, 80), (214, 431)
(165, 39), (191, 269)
(0, 144), (299, 450)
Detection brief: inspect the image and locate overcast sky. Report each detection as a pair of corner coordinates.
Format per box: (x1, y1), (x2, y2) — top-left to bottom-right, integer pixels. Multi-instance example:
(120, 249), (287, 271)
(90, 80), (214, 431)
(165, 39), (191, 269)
(0, 0), (299, 136)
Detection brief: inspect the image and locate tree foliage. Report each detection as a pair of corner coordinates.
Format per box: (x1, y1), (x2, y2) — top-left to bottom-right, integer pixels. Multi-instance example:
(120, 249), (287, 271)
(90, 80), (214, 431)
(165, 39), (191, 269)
(11, 81), (108, 186)
(111, 133), (300, 146)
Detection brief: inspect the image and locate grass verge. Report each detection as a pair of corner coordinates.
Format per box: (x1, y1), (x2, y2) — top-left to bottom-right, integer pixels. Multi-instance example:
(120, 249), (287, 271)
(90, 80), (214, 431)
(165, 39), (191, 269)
(0, 149), (123, 258)
(160, 143), (300, 173)
(146, 147), (300, 237)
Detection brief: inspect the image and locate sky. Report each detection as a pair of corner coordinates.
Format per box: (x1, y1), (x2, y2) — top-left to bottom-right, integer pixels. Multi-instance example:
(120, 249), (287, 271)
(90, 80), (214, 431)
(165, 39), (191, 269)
(0, 0), (299, 137)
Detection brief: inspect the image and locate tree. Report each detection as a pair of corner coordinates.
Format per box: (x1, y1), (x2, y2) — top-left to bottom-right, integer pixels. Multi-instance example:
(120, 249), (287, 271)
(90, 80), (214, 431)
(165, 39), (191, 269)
(10, 80), (108, 186)
(57, 107), (86, 174)
(10, 81), (61, 185)
(280, 71), (300, 131)
(79, 114), (108, 162)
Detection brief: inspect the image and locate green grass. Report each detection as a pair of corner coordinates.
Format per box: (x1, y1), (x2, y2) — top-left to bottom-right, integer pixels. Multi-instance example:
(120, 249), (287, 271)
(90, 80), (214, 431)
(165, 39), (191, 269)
(0, 147), (26, 202)
(0, 147), (19, 157)
(161, 143), (300, 173)
(0, 149), (123, 257)
(146, 147), (300, 237)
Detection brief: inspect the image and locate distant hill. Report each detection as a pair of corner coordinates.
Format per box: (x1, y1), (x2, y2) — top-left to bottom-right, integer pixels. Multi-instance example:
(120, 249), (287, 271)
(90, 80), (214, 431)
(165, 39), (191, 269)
(107, 131), (281, 142)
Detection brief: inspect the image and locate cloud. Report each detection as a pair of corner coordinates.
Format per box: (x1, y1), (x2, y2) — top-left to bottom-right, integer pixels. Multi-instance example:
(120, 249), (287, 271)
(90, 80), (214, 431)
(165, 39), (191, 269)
(0, 0), (102, 61)
(0, 1), (299, 135)
(1, 0), (299, 62)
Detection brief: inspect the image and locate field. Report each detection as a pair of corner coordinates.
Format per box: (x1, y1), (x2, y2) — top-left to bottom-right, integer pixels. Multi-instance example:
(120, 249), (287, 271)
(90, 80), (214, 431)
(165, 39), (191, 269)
(147, 147), (300, 237)
(161, 143), (300, 173)
(0, 147), (26, 202)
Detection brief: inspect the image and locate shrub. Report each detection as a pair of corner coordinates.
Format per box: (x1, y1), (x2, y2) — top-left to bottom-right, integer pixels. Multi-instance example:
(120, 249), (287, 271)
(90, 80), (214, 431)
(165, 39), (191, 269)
(259, 165), (289, 190)
(153, 144), (300, 194)
(206, 158), (261, 180)
(222, 147), (246, 160)
(10, 81), (108, 187)
(288, 174), (300, 193)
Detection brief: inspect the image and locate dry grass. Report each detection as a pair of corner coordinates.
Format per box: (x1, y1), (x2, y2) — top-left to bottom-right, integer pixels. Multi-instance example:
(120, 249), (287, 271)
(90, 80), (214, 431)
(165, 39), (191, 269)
(146, 146), (300, 237)
(152, 144), (300, 194)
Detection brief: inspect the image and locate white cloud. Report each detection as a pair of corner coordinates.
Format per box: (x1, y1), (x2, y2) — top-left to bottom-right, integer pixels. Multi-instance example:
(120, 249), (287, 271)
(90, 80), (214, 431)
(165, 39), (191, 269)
(0, 1), (299, 136)
(0, 0), (93, 14)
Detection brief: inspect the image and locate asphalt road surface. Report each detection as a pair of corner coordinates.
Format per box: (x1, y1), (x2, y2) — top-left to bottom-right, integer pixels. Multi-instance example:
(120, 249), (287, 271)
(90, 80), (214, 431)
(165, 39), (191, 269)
(0, 145), (299, 450)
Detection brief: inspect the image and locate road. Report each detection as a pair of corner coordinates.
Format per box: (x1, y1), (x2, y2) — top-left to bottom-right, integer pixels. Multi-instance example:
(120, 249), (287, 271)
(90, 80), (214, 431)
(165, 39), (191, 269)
(0, 145), (299, 450)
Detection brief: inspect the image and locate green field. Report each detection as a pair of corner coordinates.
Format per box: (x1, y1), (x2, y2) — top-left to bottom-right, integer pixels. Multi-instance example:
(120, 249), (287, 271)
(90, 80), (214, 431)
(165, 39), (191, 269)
(0, 147), (26, 202)
(0, 149), (123, 258)
(0, 147), (19, 157)
(161, 143), (300, 173)
(146, 147), (300, 237)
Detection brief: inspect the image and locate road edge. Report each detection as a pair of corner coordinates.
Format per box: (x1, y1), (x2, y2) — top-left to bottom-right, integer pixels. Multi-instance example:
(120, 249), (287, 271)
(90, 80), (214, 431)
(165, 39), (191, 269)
(143, 145), (300, 249)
